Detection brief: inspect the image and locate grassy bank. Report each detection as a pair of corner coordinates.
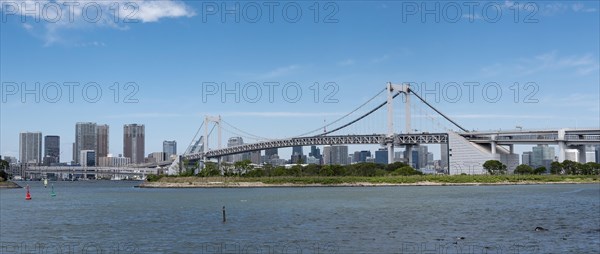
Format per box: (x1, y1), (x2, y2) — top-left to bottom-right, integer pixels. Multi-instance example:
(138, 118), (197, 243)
(144, 174), (600, 187)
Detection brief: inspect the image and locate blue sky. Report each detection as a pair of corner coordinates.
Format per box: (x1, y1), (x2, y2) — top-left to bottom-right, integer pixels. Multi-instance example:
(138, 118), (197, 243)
(1, 0), (599, 162)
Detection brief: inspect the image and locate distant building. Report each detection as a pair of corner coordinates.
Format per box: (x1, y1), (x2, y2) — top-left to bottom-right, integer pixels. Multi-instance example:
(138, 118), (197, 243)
(595, 145), (600, 163)
(374, 148), (388, 164)
(226, 137), (245, 163)
(531, 144), (555, 169)
(3, 156), (17, 164)
(265, 148), (278, 159)
(98, 154), (131, 167)
(323, 145), (349, 165)
(80, 150), (96, 167)
(123, 124), (145, 164)
(309, 146), (322, 163)
(147, 152), (167, 163)
(250, 151), (261, 164)
(291, 146), (304, 163)
(96, 124), (109, 158)
(19, 132), (42, 165)
(565, 149), (579, 162)
(353, 150), (371, 163)
(440, 144), (449, 170)
(75, 122), (97, 164)
(163, 140), (177, 158)
(306, 156), (320, 164)
(44, 135), (60, 165)
(522, 151), (532, 166)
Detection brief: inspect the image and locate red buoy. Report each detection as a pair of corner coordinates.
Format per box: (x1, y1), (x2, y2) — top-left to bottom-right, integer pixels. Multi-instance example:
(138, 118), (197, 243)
(25, 185), (32, 200)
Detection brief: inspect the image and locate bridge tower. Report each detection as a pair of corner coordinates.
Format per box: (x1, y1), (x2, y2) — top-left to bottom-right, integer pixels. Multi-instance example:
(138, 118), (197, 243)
(203, 115), (222, 165)
(386, 82), (411, 165)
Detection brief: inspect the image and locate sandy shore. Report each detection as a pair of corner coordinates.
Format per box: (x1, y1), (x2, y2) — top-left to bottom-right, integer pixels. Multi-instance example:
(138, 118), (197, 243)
(0, 181), (22, 189)
(139, 180), (598, 188)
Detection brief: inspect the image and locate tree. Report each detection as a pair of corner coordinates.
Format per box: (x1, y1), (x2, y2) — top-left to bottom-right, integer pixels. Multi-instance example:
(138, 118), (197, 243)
(483, 160), (507, 175)
(533, 166), (547, 175)
(550, 161), (563, 174)
(0, 159), (8, 181)
(199, 162), (221, 177)
(391, 166), (422, 176)
(561, 160), (578, 175)
(514, 164), (533, 175)
(234, 160), (253, 175)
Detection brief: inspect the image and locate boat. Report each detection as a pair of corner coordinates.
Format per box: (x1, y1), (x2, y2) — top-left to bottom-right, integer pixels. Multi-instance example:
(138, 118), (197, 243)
(43, 178), (48, 188)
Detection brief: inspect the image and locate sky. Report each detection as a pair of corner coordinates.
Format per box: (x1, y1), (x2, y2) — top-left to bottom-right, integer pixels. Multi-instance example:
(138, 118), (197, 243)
(1, 0), (599, 163)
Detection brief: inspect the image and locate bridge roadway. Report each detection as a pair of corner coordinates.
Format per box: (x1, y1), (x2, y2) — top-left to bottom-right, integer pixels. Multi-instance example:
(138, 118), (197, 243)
(185, 133), (449, 160)
(184, 128), (600, 161)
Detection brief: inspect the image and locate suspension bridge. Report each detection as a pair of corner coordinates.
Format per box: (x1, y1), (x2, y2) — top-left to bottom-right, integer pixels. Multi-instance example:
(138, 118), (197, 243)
(169, 83), (600, 175)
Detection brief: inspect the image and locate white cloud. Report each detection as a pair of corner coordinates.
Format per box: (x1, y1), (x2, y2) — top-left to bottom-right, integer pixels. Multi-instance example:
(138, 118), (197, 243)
(259, 65), (300, 79)
(371, 54), (389, 64)
(338, 59), (355, 66)
(481, 51), (600, 77)
(0, 0), (195, 45)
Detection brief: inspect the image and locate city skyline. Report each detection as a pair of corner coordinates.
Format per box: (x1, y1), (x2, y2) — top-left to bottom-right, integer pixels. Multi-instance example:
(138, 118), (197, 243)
(1, 1), (599, 162)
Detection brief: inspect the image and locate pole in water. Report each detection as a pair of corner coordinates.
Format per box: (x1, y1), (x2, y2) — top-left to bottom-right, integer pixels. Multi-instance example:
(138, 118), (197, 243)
(222, 206), (226, 223)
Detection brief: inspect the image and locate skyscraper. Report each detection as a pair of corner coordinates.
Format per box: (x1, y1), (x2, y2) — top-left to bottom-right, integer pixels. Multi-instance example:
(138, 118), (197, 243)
(531, 144), (555, 168)
(19, 132), (42, 165)
(522, 151), (532, 166)
(96, 124), (109, 158)
(291, 146), (304, 164)
(124, 124), (145, 164)
(163, 140), (177, 158)
(44, 135), (60, 165)
(75, 122), (97, 164)
(323, 145), (349, 165)
(374, 148), (388, 164)
(226, 137), (244, 163)
(265, 148), (278, 159)
(353, 150), (371, 163)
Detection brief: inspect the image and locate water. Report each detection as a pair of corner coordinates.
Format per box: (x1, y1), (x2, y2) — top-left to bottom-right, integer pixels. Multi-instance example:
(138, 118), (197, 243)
(1, 181), (599, 253)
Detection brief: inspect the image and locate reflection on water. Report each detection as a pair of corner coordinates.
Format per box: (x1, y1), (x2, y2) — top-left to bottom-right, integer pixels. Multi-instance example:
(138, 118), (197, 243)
(1, 181), (599, 253)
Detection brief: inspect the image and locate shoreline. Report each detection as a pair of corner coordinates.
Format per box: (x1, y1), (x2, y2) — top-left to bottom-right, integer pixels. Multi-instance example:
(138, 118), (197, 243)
(140, 180), (600, 188)
(0, 181), (22, 189)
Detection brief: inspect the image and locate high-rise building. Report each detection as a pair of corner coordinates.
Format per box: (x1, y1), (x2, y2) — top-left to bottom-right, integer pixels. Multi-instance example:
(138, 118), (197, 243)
(43, 135), (60, 165)
(96, 124), (109, 158)
(75, 122), (97, 164)
(374, 148), (388, 164)
(163, 140), (177, 158)
(291, 146), (305, 164)
(19, 132), (42, 165)
(440, 144), (449, 170)
(124, 124), (145, 164)
(265, 148), (278, 159)
(565, 149), (579, 162)
(309, 146), (322, 164)
(323, 145), (349, 165)
(531, 144), (555, 168)
(353, 150), (371, 163)
(250, 151), (261, 164)
(522, 151), (532, 166)
(80, 150), (96, 167)
(226, 137), (245, 163)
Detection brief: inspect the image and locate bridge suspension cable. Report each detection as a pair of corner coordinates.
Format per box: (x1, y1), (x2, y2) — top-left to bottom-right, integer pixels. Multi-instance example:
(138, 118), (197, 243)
(318, 91), (402, 136)
(221, 119), (271, 140)
(408, 88), (469, 133)
(295, 87), (387, 137)
(184, 121), (204, 154)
